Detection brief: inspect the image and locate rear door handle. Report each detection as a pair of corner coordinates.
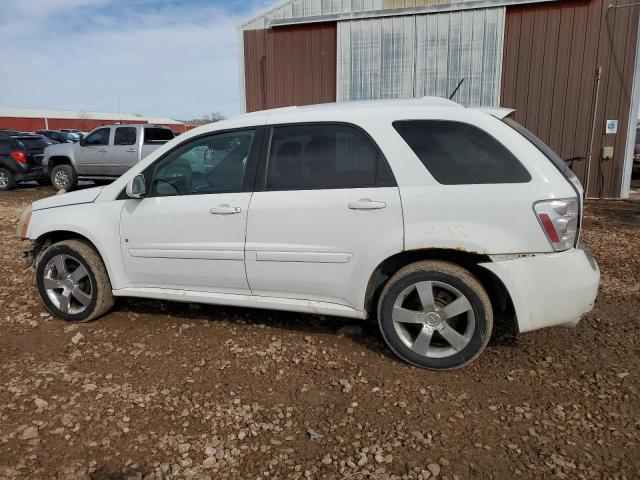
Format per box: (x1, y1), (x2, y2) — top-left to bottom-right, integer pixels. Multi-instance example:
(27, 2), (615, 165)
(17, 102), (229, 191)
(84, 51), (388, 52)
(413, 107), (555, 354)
(98, 148), (107, 153)
(210, 204), (242, 215)
(348, 198), (386, 210)
(126, 148), (136, 153)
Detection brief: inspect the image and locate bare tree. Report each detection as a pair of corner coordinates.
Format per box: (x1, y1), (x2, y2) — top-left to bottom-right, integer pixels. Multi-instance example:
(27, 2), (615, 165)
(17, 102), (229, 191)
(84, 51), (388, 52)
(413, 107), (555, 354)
(179, 111), (226, 127)
(78, 110), (90, 131)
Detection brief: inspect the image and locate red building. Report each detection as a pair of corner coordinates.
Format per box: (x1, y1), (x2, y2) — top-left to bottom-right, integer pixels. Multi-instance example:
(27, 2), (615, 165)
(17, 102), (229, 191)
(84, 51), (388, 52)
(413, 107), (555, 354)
(0, 107), (193, 134)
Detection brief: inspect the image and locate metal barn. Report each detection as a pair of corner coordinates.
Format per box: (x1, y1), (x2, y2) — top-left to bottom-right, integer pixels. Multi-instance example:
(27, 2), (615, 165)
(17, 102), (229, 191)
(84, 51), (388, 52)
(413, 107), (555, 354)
(237, 0), (640, 199)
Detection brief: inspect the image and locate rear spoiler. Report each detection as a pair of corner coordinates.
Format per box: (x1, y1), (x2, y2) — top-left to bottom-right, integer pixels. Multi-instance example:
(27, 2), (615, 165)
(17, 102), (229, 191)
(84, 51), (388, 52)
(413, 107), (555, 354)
(470, 107), (515, 119)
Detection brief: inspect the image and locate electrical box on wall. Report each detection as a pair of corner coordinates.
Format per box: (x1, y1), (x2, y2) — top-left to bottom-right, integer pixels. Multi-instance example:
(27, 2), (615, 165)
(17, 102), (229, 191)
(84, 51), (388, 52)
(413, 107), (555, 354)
(601, 146), (614, 159)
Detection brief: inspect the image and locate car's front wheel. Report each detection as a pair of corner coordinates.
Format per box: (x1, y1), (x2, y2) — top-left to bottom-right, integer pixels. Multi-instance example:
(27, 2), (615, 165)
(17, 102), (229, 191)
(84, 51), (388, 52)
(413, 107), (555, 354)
(50, 164), (77, 191)
(377, 260), (493, 370)
(0, 167), (16, 191)
(36, 240), (114, 322)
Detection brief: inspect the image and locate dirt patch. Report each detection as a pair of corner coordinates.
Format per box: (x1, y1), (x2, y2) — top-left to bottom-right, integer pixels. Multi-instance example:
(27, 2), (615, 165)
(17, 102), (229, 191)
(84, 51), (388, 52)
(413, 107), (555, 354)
(0, 186), (638, 479)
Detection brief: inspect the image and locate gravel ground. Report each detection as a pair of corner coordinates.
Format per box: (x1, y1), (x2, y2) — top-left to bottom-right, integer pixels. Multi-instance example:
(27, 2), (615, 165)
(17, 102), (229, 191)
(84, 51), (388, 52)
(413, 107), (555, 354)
(0, 186), (638, 480)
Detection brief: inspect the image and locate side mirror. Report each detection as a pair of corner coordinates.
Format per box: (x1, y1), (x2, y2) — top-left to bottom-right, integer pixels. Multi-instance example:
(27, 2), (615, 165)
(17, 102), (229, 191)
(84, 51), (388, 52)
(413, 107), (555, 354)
(126, 174), (146, 199)
(79, 136), (85, 146)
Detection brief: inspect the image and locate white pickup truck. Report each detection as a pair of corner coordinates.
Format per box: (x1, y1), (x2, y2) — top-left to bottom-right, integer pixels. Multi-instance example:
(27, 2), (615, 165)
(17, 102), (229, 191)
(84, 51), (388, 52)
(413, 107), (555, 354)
(43, 124), (174, 190)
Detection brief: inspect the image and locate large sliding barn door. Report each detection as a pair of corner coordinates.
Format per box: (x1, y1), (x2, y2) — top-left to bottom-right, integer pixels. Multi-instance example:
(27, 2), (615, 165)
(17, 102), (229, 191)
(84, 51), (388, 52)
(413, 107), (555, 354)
(243, 23), (337, 112)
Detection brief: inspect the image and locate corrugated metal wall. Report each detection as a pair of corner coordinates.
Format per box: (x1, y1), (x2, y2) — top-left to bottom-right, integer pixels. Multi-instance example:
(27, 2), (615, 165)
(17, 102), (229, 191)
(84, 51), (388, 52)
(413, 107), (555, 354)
(501, 0), (640, 198)
(240, 0), (383, 30)
(336, 8), (504, 105)
(238, 0), (488, 30)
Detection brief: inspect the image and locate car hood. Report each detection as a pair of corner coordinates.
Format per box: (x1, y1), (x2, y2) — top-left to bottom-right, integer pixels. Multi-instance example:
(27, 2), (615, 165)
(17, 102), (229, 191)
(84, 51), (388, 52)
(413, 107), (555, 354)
(32, 187), (103, 211)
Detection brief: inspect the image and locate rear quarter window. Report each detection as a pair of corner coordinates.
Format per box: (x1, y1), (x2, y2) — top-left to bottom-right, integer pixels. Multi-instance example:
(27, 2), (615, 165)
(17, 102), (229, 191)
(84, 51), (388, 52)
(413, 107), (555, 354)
(144, 128), (174, 144)
(393, 120), (531, 185)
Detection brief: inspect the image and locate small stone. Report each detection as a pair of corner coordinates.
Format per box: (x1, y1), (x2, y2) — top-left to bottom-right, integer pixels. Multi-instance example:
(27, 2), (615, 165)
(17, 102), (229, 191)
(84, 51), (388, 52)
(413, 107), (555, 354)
(71, 332), (84, 345)
(178, 443), (191, 454)
(616, 371), (630, 379)
(321, 454), (332, 465)
(375, 454), (385, 464)
(202, 457), (216, 468)
(238, 431), (246, 440)
(34, 398), (48, 409)
(428, 463), (441, 477)
(20, 427), (38, 440)
(439, 457), (449, 466)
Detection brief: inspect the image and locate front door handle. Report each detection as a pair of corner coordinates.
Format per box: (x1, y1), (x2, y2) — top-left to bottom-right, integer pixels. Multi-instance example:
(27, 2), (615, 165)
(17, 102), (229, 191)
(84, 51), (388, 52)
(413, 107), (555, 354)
(348, 198), (386, 210)
(98, 148), (107, 153)
(210, 204), (241, 215)
(126, 148), (136, 153)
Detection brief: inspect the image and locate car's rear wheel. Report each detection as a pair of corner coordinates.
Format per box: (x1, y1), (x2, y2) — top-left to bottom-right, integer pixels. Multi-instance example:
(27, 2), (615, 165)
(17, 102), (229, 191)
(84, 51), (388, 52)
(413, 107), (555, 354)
(377, 260), (493, 370)
(36, 240), (114, 322)
(0, 168), (16, 191)
(50, 164), (77, 191)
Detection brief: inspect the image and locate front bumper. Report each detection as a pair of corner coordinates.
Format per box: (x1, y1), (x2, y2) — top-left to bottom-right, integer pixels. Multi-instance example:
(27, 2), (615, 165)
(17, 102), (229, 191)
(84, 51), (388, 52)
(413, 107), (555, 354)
(480, 246), (600, 333)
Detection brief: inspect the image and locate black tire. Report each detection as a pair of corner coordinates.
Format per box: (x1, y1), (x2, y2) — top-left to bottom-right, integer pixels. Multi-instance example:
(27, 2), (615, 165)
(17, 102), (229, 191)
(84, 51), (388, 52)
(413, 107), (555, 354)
(36, 240), (114, 322)
(0, 167), (16, 191)
(50, 164), (77, 191)
(377, 260), (493, 370)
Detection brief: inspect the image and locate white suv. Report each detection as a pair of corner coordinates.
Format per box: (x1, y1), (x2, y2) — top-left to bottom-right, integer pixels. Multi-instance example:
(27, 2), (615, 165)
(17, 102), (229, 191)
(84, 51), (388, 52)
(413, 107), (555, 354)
(17, 98), (600, 370)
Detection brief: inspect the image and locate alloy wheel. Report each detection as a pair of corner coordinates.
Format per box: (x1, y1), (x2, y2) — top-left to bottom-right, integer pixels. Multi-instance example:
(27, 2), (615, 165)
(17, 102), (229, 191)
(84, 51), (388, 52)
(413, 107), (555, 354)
(0, 170), (8, 187)
(54, 170), (70, 189)
(391, 280), (475, 359)
(43, 254), (93, 314)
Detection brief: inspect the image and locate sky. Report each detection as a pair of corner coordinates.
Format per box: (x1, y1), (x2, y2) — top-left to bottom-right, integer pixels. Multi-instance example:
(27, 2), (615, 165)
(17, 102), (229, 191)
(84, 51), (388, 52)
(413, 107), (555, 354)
(0, 0), (272, 120)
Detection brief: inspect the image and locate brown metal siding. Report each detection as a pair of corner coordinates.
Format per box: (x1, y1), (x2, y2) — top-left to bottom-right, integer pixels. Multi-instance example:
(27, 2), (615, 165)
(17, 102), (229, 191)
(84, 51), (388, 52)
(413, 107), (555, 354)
(501, 0), (640, 198)
(243, 23), (337, 112)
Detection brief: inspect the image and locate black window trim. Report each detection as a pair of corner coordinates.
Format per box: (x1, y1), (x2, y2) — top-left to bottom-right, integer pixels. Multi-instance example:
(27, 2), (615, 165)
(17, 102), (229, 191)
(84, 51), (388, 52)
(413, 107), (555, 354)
(114, 126), (138, 146)
(253, 121), (397, 192)
(121, 126), (265, 200)
(392, 119), (532, 186)
(84, 127), (112, 147)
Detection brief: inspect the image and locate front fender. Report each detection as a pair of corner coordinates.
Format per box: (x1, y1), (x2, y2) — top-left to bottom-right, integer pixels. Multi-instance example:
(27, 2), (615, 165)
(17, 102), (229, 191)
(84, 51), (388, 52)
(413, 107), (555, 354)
(43, 145), (75, 175)
(26, 201), (128, 290)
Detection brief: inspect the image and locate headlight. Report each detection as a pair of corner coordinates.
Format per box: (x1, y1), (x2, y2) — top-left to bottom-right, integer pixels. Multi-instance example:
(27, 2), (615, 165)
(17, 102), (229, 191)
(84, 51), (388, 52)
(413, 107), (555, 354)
(17, 205), (32, 240)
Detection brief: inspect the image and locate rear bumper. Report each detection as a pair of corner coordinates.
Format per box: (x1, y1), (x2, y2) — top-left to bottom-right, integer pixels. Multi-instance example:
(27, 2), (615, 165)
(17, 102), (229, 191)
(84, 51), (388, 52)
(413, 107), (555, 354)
(480, 246), (600, 333)
(15, 167), (46, 182)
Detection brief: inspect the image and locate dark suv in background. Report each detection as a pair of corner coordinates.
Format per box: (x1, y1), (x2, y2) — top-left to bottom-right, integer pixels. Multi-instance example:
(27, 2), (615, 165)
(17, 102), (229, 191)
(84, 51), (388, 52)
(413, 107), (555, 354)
(0, 134), (52, 190)
(36, 130), (80, 143)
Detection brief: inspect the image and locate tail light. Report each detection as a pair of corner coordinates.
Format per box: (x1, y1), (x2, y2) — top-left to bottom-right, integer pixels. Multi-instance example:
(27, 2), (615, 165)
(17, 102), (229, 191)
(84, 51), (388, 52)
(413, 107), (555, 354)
(11, 151), (27, 164)
(534, 198), (579, 251)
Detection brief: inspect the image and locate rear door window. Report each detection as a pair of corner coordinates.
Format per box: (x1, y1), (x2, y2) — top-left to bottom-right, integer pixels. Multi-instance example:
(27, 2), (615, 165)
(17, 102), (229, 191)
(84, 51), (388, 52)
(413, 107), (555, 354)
(114, 127), (137, 146)
(265, 123), (395, 190)
(393, 120), (531, 185)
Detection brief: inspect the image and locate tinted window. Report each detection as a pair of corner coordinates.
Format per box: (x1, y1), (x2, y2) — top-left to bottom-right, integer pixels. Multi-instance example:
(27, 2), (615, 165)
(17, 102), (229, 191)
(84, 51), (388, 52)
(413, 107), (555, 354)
(144, 128), (174, 144)
(0, 139), (12, 155)
(266, 124), (394, 190)
(393, 120), (531, 185)
(14, 136), (50, 151)
(114, 127), (137, 146)
(84, 128), (110, 146)
(150, 129), (255, 196)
